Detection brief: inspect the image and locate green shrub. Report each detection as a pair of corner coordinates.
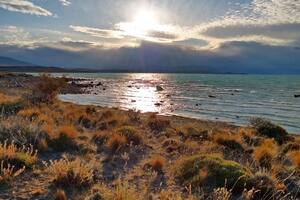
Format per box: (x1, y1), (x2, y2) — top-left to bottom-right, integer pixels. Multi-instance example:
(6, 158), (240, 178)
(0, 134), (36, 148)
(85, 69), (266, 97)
(173, 154), (252, 191)
(250, 118), (288, 145)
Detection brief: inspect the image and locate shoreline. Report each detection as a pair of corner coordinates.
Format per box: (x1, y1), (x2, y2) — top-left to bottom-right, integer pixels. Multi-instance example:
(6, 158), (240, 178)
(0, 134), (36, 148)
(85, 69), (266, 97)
(0, 72), (300, 199)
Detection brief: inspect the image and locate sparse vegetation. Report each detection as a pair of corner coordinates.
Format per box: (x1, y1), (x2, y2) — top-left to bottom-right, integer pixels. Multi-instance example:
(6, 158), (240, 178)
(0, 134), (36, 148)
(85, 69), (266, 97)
(0, 74), (299, 199)
(44, 157), (95, 188)
(28, 74), (66, 104)
(173, 154), (253, 191)
(0, 93), (23, 115)
(148, 115), (170, 133)
(145, 155), (165, 172)
(116, 126), (143, 145)
(252, 139), (277, 169)
(106, 134), (127, 153)
(0, 141), (38, 168)
(250, 117), (288, 144)
(0, 161), (25, 185)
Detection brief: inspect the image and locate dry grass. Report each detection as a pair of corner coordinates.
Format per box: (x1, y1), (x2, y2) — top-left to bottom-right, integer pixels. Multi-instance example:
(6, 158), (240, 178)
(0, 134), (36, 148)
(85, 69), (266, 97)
(99, 180), (142, 200)
(49, 125), (78, 151)
(54, 189), (67, 200)
(212, 132), (245, 152)
(252, 139), (277, 169)
(0, 93), (19, 105)
(44, 157), (95, 188)
(211, 187), (231, 200)
(58, 125), (78, 139)
(288, 151), (300, 169)
(1, 76), (300, 199)
(106, 134), (127, 153)
(28, 74), (66, 104)
(116, 126), (143, 145)
(0, 93), (22, 114)
(147, 115), (170, 133)
(0, 116), (43, 146)
(0, 161), (25, 185)
(145, 155), (166, 172)
(0, 141), (38, 168)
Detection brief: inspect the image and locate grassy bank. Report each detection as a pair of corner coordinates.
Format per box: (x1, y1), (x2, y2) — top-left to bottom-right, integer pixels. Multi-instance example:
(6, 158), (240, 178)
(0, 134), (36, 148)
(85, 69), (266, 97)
(0, 73), (299, 200)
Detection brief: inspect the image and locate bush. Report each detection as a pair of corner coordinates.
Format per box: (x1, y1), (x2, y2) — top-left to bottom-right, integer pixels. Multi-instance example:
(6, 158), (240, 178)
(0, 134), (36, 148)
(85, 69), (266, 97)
(177, 124), (208, 140)
(173, 154), (252, 191)
(44, 157), (95, 188)
(251, 171), (277, 197)
(0, 116), (44, 146)
(212, 133), (245, 152)
(148, 116), (170, 133)
(0, 141), (38, 168)
(0, 93), (23, 115)
(252, 139), (277, 169)
(49, 125), (78, 151)
(144, 155), (165, 172)
(28, 74), (66, 104)
(116, 126), (143, 145)
(288, 151), (300, 169)
(106, 134), (127, 153)
(54, 189), (67, 200)
(250, 118), (288, 144)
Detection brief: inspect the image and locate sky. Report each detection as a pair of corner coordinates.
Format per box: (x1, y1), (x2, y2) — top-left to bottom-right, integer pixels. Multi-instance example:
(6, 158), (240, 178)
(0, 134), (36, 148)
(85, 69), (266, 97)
(0, 0), (300, 73)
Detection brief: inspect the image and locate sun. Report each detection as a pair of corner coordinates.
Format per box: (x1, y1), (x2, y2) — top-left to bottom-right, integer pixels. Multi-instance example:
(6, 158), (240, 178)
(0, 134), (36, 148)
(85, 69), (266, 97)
(117, 10), (160, 38)
(133, 10), (158, 31)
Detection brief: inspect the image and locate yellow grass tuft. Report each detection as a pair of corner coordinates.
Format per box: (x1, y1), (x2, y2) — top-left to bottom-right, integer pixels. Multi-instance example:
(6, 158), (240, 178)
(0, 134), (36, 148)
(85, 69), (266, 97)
(58, 125), (78, 139)
(288, 151), (300, 169)
(145, 155), (166, 172)
(252, 139), (277, 169)
(44, 157), (95, 188)
(0, 141), (38, 168)
(54, 189), (67, 200)
(0, 161), (25, 184)
(106, 134), (127, 153)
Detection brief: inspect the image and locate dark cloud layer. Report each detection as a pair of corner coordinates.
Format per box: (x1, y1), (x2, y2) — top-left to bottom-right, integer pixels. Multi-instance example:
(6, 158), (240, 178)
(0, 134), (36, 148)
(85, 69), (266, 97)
(1, 41), (299, 74)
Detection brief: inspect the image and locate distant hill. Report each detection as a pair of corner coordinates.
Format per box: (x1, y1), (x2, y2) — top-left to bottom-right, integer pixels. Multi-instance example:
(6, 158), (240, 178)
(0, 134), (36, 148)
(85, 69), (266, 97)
(0, 56), (34, 67)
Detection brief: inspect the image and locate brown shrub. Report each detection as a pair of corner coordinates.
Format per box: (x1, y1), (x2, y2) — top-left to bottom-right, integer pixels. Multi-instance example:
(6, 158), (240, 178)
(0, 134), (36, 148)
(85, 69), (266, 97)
(54, 189), (67, 200)
(252, 139), (277, 169)
(116, 126), (143, 145)
(212, 133), (245, 152)
(49, 125), (78, 151)
(44, 157), (95, 188)
(148, 116), (170, 133)
(145, 155), (166, 172)
(28, 74), (66, 104)
(58, 125), (78, 139)
(0, 93), (23, 115)
(288, 151), (300, 169)
(106, 134), (127, 153)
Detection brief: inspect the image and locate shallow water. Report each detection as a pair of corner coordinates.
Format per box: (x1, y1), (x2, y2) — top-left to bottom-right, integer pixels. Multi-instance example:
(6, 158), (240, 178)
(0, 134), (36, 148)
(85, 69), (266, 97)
(56, 73), (300, 133)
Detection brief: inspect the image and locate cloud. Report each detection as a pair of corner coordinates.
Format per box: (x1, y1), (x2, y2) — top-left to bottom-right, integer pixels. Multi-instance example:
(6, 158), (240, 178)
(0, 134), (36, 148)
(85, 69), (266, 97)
(1, 40), (299, 74)
(69, 25), (123, 39)
(0, 0), (52, 16)
(59, 0), (71, 6)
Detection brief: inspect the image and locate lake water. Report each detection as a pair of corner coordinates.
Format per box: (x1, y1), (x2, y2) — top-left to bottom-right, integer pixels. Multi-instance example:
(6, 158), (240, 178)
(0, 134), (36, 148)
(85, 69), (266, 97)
(57, 73), (300, 133)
